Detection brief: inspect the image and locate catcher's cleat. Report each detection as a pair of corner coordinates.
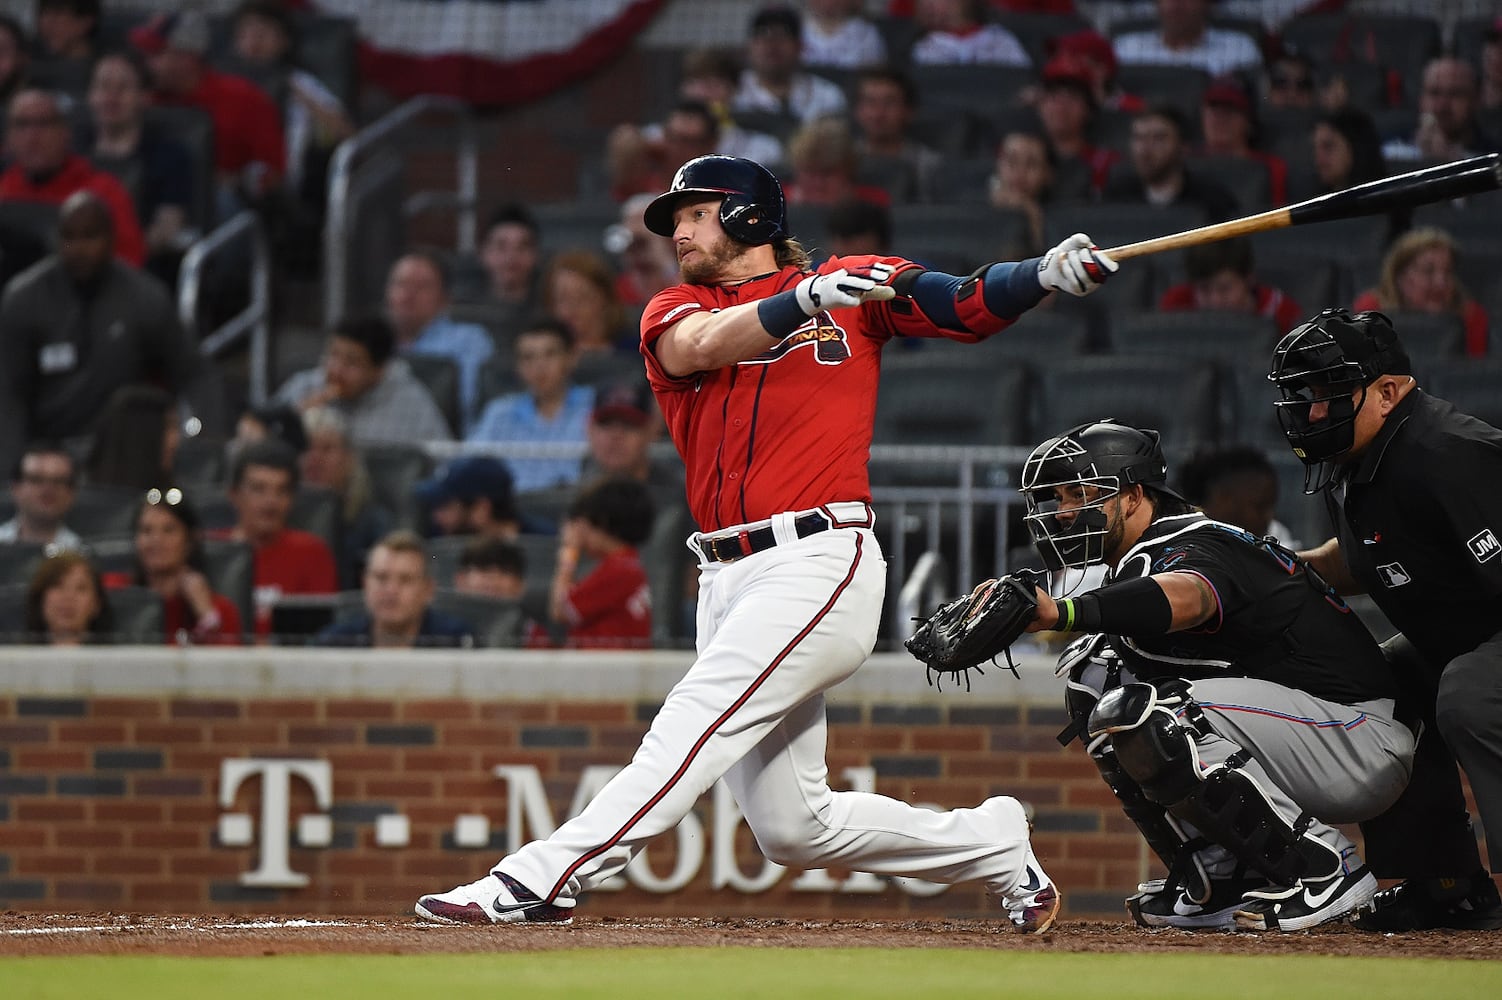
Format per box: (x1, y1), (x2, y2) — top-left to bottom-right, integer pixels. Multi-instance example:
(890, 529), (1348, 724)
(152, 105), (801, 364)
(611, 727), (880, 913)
(1233, 865), (1377, 932)
(1002, 845), (1061, 934)
(415, 871), (575, 925)
(1127, 876), (1269, 930)
(1350, 873), (1502, 932)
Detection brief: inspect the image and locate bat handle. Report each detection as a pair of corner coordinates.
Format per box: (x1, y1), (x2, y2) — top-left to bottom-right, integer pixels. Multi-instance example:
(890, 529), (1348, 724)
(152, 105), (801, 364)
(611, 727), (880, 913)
(1100, 207), (1295, 262)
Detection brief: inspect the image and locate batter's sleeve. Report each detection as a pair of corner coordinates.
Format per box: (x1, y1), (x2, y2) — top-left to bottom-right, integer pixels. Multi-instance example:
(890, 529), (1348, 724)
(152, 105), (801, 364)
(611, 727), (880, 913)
(639, 286), (710, 390)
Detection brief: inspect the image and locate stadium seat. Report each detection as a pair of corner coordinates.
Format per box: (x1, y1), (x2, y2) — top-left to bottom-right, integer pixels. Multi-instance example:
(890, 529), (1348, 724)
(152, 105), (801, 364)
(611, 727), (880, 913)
(1265, 450), (1334, 551)
(876, 359), (1032, 448)
(516, 485), (578, 534)
(641, 500), (694, 645)
(0, 542), (46, 588)
(1424, 359), (1502, 431)
(204, 538), (255, 632)
(107, 586), (166, 643)
(1255, 258), (1338, 324)
(908, 65), (1036, 119)
(905, 310), (1091, 364)
(1031, 356), (1220, 450)
(173, 434), (228, 486)
(532, 202), (618, 257)
(572, 352), (647, 390)
(1226, 364), (1291, 453)
(70, 486), (142, 538)
(1193, 154), (1273, 214)
(405, 353), (463, 436)
(1384, 312), (1466, 371)
(1112, 65), (1210, 123)
(1281, 14), (1441, 108)
(85, 536), (136, 577)
(908, 111), (981, 158)
(429, 589), (525, 648)
(891, 204), (1032, 274)
(858, 154), (921, 204)
(0, 582), (26, 640)
(922, 156), (994, 205)
(1108, 312), (1278, 363)
(363, 442), (433, 531)
(1003, 11), (1092, 68)
(290, 487), (342, 555)
(143, 106), (215, 233)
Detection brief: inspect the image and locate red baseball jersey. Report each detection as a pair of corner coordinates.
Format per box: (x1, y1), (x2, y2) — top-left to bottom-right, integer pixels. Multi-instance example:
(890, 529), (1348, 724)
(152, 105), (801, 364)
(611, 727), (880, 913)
(563, 549), (653, 649)
(641, 254), (1012, 532)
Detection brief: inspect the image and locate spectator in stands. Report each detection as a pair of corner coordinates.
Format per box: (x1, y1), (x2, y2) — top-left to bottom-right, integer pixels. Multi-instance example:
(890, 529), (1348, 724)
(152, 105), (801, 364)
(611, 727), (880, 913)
(232, 402), (309, 462)
(988, 128), (1055, 255)
(1383, 57), (1500, 164)
(315, 530), (473, 648)
(1104, 104), (1238, 221)
(824, 197), (892, 258)
(0, 192), (218, 477)
(851, 68), (941, 202)
(464, 203), (543, 326)
(86, 50), (196, 273)
(1482, 21), (1502, 114)
(1157, 236), (1303, 332)
(0, 15), (31, 115)
(31, 0), (98, 99)
(1112, 0), (1261, 77)
(546, 477), (654, 649)
(1352, 227), (1489, 359)
(607, 193), (678, 308)
(299, 406), (391, 590)
(454, 536), (527, 601)
(1, 87), (145, 264)
(1197, 75), (1288, 207)
(1261, 49), (1316, 111)
(1050, 29), (1144, 115)
(385, 251), (494, 430)
(273, 316), (454, 446)
(677, 47), (785, 165)
(910, 0), (1029, 67)
(733, 6), (846, 124)
(417, 455), (523, 542)
(802, 0), (885, 69)
(24, 549), (111, 644)
(131, 10), (286, 215)
(607, 99), (722, 201)
(83, 384), (177, 492)
(468, 320), (593, 493)
(784, 117), (890, 207)
(581, 380), (684, 515)
(1033, 54), (1117, 195)
(220, 439), (338, 637)
(1178, 444), (1297, 546)
(1312, 108), (1387, 194)
(543, 250), (634, 356)
(104, 487), (243, 645)
(228, 0), (354, 201)
(1, 443), (81, 547)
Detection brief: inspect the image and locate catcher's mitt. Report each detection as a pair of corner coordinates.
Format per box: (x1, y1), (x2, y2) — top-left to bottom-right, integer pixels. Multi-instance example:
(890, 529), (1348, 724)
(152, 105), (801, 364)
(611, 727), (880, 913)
(904, 569), (1043, 690)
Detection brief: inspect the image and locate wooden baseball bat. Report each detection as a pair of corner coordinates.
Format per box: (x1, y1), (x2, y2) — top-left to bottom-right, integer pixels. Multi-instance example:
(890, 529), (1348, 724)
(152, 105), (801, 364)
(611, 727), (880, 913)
(1100, 153), (1502, 262)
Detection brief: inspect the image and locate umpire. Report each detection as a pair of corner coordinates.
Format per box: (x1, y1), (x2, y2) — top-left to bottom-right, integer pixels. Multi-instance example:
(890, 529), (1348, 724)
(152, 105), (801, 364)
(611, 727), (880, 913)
(1017, 419), (1414, 931)
(1268, 307), (1502, 930)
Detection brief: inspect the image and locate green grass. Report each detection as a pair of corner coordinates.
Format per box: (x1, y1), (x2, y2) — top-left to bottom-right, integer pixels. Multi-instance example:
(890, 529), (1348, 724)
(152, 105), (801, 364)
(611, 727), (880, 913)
(4, 949), (1501, 1000)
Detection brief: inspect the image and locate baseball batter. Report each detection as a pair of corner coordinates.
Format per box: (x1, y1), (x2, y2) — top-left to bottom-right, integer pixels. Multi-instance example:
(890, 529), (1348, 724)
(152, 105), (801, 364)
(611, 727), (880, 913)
(1018, 420), (1415, 931)
(416, 154), (1116, 932)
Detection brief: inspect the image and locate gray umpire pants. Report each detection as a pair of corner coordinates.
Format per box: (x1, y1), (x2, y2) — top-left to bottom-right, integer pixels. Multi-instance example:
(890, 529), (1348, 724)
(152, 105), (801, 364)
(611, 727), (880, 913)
(1434, 631), (1502, 870)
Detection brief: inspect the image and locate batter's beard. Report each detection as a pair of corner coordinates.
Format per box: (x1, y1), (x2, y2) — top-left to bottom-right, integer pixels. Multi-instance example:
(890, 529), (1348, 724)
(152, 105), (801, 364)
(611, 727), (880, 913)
(680, 234), (750, 285)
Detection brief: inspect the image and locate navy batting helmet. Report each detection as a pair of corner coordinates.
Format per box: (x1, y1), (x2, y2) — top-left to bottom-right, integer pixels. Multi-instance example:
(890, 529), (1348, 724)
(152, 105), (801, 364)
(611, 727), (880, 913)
(643, 155), (787, 245)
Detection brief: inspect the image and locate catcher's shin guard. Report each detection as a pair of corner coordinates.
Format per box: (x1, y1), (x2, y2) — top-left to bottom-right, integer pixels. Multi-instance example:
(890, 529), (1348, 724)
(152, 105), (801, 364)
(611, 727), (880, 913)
(1088, 682), (1335, 889)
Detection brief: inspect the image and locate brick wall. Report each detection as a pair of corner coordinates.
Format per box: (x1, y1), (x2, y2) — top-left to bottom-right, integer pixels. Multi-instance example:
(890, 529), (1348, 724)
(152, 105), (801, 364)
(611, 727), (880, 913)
(0, 648), (1483, 919)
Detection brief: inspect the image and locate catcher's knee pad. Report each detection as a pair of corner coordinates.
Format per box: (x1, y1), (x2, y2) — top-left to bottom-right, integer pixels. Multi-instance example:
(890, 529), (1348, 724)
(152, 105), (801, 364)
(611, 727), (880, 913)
(1089, 681), (1334, 888)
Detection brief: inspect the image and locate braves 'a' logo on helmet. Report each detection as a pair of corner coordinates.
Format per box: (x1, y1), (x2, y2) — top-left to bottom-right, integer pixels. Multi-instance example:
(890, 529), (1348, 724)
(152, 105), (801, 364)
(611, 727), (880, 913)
(743, 317), (852, 366)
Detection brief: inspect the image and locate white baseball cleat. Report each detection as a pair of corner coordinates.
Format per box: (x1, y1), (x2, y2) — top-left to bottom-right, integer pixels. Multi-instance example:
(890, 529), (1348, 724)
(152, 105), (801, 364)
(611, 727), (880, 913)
(415, 871), (575, 925)
(1002, 845), (1061, 934)
(1233, 866), (1377, 932)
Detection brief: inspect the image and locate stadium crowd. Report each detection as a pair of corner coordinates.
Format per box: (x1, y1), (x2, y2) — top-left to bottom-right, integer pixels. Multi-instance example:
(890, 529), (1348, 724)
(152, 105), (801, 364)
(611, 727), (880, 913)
(2, 0), (1501, 650)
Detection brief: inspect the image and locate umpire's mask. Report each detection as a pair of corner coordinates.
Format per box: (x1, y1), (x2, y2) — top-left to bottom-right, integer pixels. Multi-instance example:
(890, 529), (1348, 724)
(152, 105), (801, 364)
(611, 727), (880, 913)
(1020, 420), (1180, 572)
(1268, 308), (1411, 494)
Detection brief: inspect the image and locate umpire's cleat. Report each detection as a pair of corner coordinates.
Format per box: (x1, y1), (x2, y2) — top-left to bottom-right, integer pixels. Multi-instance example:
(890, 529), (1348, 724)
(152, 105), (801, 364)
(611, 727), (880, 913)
(1002, 845), (1060, 934)
(415, 871), (575, 925)
(1127, 876), (1269, 930)
(1351, 873), (1502, 932)
(1233, 865), (1377, 932)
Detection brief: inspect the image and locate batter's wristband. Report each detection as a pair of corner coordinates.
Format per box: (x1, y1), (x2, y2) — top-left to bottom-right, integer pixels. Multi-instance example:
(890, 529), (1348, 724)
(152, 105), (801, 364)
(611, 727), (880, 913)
(757, 289), (810, 339)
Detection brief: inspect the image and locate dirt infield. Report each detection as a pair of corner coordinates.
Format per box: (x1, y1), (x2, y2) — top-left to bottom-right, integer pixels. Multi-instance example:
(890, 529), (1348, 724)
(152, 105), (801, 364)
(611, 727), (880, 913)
(1, 913), (1496, 960)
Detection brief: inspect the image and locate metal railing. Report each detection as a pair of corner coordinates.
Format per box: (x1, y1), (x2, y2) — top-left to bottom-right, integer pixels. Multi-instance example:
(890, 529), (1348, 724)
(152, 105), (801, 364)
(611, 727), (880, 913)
(323, 96), (478, 327)
(178, 210), (272, 405)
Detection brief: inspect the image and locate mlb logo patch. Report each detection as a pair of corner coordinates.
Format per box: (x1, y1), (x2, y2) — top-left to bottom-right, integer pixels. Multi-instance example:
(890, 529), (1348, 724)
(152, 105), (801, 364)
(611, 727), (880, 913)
(1375, 563), (1411, 588)
(1467, 529), (1502, 563)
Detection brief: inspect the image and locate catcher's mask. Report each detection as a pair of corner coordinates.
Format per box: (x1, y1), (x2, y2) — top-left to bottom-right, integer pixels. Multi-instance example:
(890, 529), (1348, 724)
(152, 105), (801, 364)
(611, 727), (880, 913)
(642, 154), (787, 245)
(1021, 420), (1182, 572)
(1267, 308), (1412, 494)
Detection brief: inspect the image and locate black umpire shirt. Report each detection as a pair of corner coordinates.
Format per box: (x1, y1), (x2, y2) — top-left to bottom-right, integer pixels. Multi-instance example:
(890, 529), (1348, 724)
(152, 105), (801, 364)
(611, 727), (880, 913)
(1106, 512), (1397, 706)
(1331, 389), (1502, 668)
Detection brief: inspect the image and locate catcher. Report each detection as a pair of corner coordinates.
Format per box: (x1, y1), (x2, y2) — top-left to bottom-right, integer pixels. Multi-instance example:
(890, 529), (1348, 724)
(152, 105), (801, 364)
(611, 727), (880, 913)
(908, 419), (1416, 931)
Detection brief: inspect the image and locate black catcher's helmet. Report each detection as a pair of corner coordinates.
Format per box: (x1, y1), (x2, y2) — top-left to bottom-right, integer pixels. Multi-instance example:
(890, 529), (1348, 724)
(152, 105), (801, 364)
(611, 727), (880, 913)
(1267, 308), (1412, 493)
(1020, 420), (1183, 572)
(643, 155), (788, 245)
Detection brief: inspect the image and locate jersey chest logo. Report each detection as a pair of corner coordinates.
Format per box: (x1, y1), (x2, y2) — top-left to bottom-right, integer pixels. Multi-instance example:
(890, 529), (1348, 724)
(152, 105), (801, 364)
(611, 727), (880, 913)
(743, 317), (851, 366)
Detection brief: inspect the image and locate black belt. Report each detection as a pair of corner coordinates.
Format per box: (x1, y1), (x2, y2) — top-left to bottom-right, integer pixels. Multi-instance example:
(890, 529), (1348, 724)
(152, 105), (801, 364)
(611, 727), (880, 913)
(695, 511), (832, 564)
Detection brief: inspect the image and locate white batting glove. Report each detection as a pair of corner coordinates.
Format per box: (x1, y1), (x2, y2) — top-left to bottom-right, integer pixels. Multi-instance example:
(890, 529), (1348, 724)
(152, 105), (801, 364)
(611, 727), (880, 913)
(794, 263), (896, 315)
(1038, 233), (1118, 297)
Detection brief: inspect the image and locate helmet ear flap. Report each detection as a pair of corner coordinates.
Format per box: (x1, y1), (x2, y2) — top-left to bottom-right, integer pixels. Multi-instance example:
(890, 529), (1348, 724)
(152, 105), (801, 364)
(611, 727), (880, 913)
(720, 193), (781, 245)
